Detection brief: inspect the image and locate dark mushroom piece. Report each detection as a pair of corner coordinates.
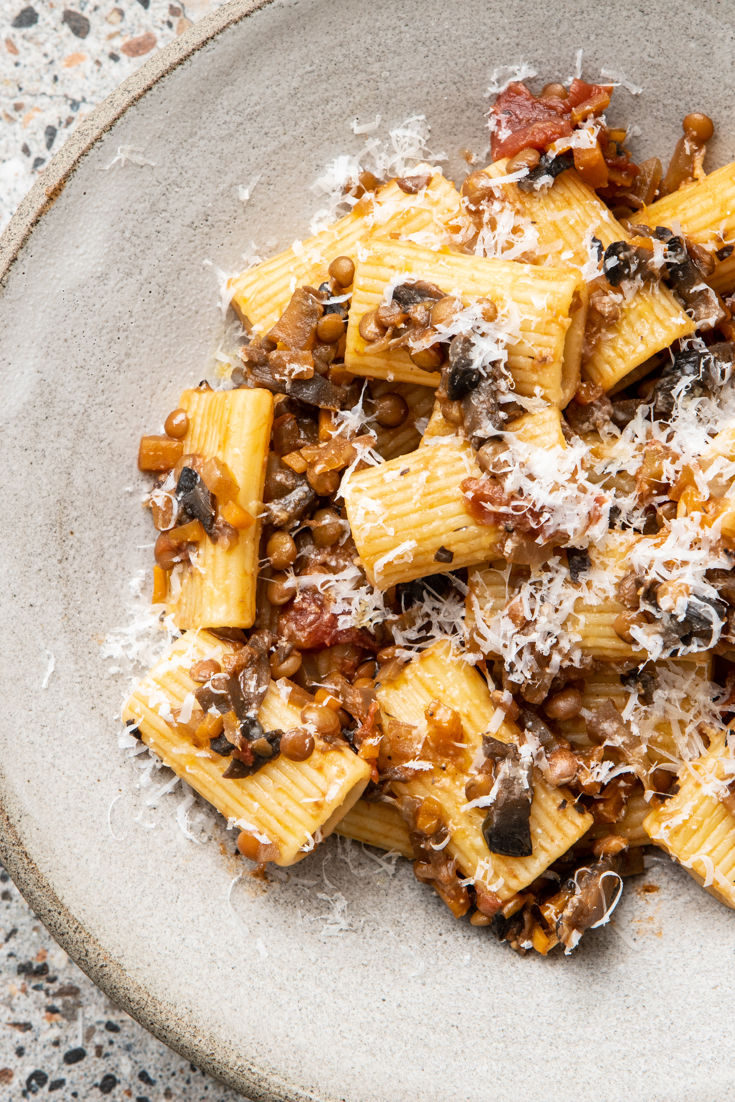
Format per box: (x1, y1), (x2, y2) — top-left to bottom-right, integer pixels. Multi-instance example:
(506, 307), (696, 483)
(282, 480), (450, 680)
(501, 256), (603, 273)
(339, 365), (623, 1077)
(480, 736), (533, 858)
(390, 279), (445, 310)
(556, 858), (623, 952)
(654, 228), (722, 325)
(567, 547), (591, 583)
(516, 152), (573, 193)
(263, 482), (317, 528)
(176, 466), (216, 534)
(243, 362), (346, 410)
(650, 342), (733, 421)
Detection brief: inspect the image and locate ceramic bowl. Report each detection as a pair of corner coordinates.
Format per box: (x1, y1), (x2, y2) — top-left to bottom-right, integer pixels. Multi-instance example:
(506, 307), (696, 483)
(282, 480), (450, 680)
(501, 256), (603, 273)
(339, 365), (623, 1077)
(3, 1), (735, 1099)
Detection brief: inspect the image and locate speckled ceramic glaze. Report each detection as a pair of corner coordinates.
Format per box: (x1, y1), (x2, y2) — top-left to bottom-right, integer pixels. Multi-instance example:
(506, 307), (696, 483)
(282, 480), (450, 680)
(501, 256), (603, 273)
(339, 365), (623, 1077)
(3, 2), (735, 1099)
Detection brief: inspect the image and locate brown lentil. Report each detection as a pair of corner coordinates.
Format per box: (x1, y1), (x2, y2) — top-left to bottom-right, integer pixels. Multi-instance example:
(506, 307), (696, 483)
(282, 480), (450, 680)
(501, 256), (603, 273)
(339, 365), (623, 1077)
(540, 82), (567, 99)
(409, 344), (444, 371)
(189, 658), (222, 682)
(269, 649), (302, 679)
(300, 703), (342, 737)
(311, 507), (343, 547)
(683, 112), (714, 142)
(154, 531), (187, 570)
(506, 147), (542, 173)
(164, 408), (189, 439)
(328, 256), (355, 287)
(544, 687), (583, 721)
(430, 295), (462, 329)
(375, 392), (408, 428)
(280, 727), (316, 762)
(355, 659), (377, 679)
(267, 573), (297, 605)
(465, 773), (494, 802)
(358, 309), (384, 342)
(266, 530), (298, 570)
(316, 313), (345, 343)
(307, 467), (341, 496)
(592, 834), (629, 859)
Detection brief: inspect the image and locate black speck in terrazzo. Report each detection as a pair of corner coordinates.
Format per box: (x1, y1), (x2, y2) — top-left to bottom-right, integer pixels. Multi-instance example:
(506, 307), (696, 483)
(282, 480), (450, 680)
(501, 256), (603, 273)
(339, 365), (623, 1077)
(98, 1073), (117, 1094)
(61, 9), (90, 38)
(11, 6), (38, 28)
(62, 1047), (86, 1065)
(44, 124), (57, 150)
(4, 925), (17, 942)
(108, 52), (119, 61)
(137, 0), (151, 7)
(24, 1069), (48, 1094)
(17, 960), (49, 977)
(104, 1021), (120, 1033)
(48, 1081), (66, 1093)
(31, 156), (45, 171)
(138, 1069), (155, 1085)
(136, 1097), (151, 1102)
(20, 143), (31, 157)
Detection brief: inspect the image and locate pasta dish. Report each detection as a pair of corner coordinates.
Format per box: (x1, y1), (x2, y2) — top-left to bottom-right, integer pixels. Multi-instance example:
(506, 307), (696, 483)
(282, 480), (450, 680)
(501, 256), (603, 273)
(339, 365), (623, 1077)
(123, 75), (735, 955)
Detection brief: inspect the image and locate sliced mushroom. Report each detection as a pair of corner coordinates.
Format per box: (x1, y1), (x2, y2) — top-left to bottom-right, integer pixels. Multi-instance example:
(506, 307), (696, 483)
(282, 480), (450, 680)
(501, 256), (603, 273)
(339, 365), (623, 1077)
(480, 738), (533, 858)
(176, 466), (216, 534)
(556, 858), (623, 952)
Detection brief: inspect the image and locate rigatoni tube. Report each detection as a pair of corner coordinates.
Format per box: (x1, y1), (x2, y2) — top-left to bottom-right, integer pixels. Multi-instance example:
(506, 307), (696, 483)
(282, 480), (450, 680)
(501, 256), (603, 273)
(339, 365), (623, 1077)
(343, 436), (500, 589)
(122, 630), (370, 866)
(376, 640), (593, 902)
(344, 238), (586, 402)
(168, 387), (272, 630)
(228, 170), (461, 334)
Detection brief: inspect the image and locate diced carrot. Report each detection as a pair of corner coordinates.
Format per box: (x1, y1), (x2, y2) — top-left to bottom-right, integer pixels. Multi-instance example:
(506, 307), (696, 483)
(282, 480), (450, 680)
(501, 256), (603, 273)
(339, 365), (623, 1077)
(152, 565), (168, 604)
(281, 450), (308, 474)
(573, 144), (609, 189)
(167, 519), (205, 545)
(219, 500), (255, 529)
(199, 456), (239, 503)
(138, 435), (184, 472)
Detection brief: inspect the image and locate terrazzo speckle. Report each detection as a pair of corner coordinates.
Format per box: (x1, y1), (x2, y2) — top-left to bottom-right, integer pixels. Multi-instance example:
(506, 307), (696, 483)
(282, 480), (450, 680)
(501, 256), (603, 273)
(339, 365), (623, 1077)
(2, 7), (248, 1096)
(0, 0), (232, 232)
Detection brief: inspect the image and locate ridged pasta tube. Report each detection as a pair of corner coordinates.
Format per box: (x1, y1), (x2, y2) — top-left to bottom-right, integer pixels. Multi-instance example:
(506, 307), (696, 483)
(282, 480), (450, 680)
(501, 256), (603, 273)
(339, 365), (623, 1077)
(644, 730), (735, 909)
(336, 798), (413, 858)
(376, 640), (593, 900)
(167, 388), (273, 630)
(228, 170), (461, 333)
(466, 533), (646, 664)
(342, 435), (500, 589)
(122, 631), (371, 866)
(476, 161), (694, 390)
(344, 239), (586, 401)
(639, 162), (735, 294)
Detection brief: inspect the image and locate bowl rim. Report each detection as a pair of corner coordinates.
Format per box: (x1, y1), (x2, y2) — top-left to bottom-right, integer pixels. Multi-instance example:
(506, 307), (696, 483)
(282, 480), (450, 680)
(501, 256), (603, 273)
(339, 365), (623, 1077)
(0, 3), (312, 1099)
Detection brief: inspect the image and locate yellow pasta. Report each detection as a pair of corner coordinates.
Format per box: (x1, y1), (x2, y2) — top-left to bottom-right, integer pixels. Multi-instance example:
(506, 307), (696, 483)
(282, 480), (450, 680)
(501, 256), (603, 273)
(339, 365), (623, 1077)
(466, 532), (646, 664)
(644, 731), (735, 909)
(336, 798), (413, 858)
(376, 640), (593, 901)
(553, 659), (713, 770)
(639, 161), (735, 293)
(122, 631), (371, 866)
(228, 170), (461, 333)
(345, 239), (586, 401)
(506, 404), (567, 449)
(169, 388), (273, 630)
(343, 436), (500, 588)
(476, 160), (694, 390)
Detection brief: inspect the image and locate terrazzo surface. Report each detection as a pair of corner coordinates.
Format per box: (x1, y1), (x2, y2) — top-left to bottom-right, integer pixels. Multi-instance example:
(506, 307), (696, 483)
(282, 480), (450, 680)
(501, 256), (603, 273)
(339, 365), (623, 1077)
(1, 4), (248, 1097)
